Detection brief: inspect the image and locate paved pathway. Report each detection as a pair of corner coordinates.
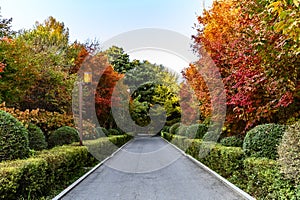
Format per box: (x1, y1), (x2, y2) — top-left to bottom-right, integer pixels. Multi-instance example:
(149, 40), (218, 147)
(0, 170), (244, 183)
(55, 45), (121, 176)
(58, 136), (253, 200)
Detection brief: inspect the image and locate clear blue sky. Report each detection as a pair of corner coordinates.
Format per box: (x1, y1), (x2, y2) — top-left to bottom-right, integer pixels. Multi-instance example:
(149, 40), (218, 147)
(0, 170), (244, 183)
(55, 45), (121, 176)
(1, 0), (212, 43)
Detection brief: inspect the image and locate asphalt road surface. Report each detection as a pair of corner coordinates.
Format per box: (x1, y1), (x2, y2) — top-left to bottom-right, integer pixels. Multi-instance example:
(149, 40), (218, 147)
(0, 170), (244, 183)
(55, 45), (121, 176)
(60, 136), (252, 200)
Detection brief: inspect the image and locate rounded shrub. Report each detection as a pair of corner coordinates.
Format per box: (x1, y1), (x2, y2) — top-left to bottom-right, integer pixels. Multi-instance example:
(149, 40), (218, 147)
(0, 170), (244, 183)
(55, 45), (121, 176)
(169, 123), (180, 134)
(0, 110), (30, 161)
(186, 124), (208, 139)
(27, 123), (47, 150)
(203, 129), (221, 142)
(177, 125), (188, 136)
(243, 123), (286, 159)
(108, 128), (120, 136)
(48, 126), (80, 148)
(220, 136), (243, 147)
(278, 120), (300, 184)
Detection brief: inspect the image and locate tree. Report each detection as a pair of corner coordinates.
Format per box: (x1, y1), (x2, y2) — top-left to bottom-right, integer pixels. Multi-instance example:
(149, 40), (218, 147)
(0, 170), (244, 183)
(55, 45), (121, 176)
(105, 46), (136, 74)
(0, 8), (14, 38)
(0, 17), (88, 113)
(125, 61), (181, 126)
(77, 51), (123, 129)
(186, 0), (299, 135)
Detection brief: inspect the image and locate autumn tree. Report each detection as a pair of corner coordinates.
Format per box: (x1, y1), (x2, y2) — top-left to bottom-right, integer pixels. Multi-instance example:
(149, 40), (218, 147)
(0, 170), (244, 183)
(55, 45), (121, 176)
(186, 0), (299, 135)
(0, 16), (91, 113)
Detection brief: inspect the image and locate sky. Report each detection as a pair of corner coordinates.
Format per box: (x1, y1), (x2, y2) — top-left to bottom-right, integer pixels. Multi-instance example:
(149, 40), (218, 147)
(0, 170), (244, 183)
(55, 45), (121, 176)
(0, 0), (213, 74)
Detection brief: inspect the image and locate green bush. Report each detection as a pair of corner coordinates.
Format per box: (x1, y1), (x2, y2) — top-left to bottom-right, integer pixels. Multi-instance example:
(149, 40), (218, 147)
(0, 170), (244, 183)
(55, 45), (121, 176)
(109, 134), (133, 147)
(165, 134), (244, 178)
(0, 135), (132, 199)
(200, 144), (244, 178)
(162, 133), (299, 199)
(176, 125), (188, 136)
(243, 157), (297, 199)
(243, 123), (286, 159)
(203, 129), (221, 142)
(220, 135), (243, 147)
(82, 135), (132, 164)
(108, 128), (120, 135)
(95, 127), (109, 137)
(162, 126), (170, 133)
(0, 145), (96, 199)
(169, 122), (180, 134)
(0, 110), (30, 161)
(278, 120), (300, 184)
(186, 123), (208, 139)
(162, 131), (174, 141)
(27, 123), (47, 151)
(48, 126), (79, 148)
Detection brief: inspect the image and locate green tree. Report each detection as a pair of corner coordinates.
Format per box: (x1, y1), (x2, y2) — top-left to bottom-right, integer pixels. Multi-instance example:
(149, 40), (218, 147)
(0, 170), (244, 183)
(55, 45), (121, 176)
(125, 61), (181, 127)
(105, 46), (136, 74)
(0, 8), (14, 38)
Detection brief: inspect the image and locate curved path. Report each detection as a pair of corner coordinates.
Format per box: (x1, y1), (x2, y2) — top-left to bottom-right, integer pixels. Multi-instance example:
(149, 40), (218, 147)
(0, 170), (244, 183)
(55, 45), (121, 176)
(55, 136), (254, 200)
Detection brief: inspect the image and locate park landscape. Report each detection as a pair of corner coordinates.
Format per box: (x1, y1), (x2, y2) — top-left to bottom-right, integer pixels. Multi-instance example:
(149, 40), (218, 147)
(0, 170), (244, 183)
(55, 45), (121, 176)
(0, 0), (299, 199)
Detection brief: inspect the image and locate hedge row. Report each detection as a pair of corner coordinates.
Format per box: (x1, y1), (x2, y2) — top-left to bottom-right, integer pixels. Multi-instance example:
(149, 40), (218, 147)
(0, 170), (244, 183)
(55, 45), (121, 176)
(0, 145), (94, 199)
(84, 134), (133, 161)
(168, 123), (208, 139)
(162, 132), (299, 199)
(0, 134), (132, 200)
(243, 158), (299, 199)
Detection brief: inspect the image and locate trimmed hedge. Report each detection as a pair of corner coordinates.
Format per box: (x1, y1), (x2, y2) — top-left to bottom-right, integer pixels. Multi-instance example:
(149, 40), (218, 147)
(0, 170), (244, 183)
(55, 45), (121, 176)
(186, 123), (208, 139)
(203, 128), (221, 142)
(27, 123), (48, 151)
(220, 135), (243, 147)
(48, 126), (79, 148)
(164, 133), (244, 178)
(109, 134), (133, 147)
(278, 120), (300, 184)
(200, 144), (244, 178)
(162, 133), (299, 199)
(176, 125), (188, 136)
(0, 146), (94, 200)
(108, 128), (120, 136)
(0, 110), (30, 161)
(169, 122), (180, 134)
(162, 131), (174, 141)
(162, 126), (170, 133)
(243, 158), (298, 199)
(0, 135), (132, 199)
(84, 134), (133, 161)
(243, 123), (286, 159)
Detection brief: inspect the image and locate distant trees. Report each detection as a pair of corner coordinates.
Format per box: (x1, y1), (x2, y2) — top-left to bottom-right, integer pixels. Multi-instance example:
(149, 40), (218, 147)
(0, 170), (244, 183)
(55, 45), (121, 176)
(104, 48), (181, 128)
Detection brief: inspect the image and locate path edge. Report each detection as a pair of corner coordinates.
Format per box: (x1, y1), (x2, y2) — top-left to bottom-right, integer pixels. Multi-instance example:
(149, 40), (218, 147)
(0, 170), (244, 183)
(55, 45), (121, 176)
(52, 138), (134, 200)
(161, 137), (256, 200)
